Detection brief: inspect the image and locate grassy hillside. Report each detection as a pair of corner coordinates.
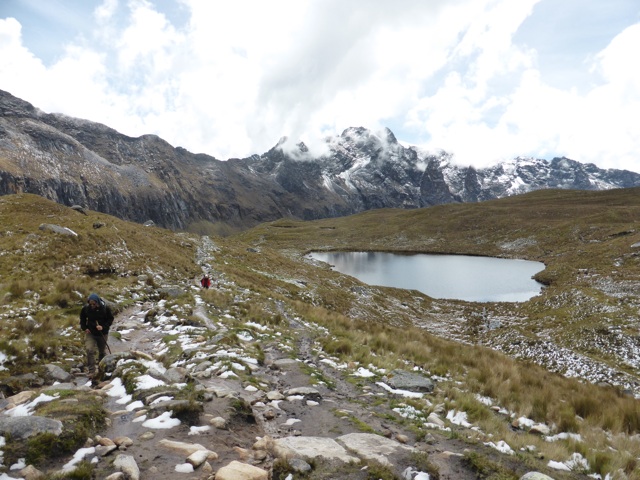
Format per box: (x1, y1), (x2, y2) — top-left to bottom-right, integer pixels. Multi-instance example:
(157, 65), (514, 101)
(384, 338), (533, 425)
(1, 191), (640, 478)
(236, 187), (640, 379)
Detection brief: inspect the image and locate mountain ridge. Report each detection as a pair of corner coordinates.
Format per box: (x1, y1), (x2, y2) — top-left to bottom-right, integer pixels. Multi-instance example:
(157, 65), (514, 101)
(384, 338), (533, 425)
(1, 89), (639, 232)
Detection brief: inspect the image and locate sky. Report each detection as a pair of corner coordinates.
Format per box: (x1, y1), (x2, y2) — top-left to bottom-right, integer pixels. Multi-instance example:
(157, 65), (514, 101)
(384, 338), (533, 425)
(0, 0), (639, 171)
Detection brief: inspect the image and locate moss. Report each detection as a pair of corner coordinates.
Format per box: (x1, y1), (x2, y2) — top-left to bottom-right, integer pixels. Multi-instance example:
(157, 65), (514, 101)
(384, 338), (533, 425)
(229, 398), (255, 423)
(463, 452), (519, 480)
(410, 451), (440, 480)
(171, 400), (204, 426)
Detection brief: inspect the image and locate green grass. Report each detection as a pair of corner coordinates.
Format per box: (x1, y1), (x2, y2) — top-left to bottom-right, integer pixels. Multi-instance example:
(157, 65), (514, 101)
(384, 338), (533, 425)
(2, 190), (640, 478)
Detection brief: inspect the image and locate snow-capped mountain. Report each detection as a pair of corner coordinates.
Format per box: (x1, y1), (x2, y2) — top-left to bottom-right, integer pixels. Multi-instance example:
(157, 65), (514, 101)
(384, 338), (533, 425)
(1, 89), (639, 231)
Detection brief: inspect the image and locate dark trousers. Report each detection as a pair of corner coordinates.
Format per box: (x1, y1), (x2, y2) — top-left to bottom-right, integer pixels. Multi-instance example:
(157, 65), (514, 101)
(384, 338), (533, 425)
(85, 332), (107, 372)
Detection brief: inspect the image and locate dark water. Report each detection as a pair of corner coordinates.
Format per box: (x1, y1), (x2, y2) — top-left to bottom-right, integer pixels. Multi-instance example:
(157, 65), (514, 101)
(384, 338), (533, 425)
(309, 251), (545, 302)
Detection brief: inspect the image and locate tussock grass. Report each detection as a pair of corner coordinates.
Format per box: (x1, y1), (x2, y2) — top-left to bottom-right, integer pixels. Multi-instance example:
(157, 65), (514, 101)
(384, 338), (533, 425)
(3, 190), (640, 478)
(463, 451), (519, 480)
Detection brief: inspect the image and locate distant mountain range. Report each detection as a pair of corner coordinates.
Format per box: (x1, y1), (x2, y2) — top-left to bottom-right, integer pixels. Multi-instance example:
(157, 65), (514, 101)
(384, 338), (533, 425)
(1, 89), (639, 231)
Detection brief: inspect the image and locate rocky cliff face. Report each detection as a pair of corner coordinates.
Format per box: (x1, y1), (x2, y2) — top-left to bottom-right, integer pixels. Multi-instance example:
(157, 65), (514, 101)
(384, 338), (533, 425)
(2, 89), (639, 231)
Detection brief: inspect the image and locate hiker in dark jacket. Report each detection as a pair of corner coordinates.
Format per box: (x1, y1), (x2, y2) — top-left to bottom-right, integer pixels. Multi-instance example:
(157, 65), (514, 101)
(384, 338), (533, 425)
(80, 293), (114, 376)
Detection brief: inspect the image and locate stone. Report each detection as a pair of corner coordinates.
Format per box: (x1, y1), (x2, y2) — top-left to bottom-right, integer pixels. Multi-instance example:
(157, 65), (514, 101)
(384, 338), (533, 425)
(114, 454), (140, 480)
(187, 449), (212, 468)
(98, 437), (116, 446)
(272, 358), (298, 370)
(95, 445), (118, 456)
(210, 416), (227, 429)
(149, 399), (202, 416)
(70, 205), (87, 215)
(288, 458), (312, 473)
(336, 433), (415, 466)
(18, 465), (45, 480)
(284, 387), (322, 401)
(273, 436), (359, 463)
(384, 370), (435, 393)
(114, 436), (134, 448)
(164, 367), (188, 383)
(252, 436), (274, 451)
(194, 360), (213, 372)
(6, 390), (37, 406)
(215, 461), (269, 480)
(520, 473), (556, 480)
(207, 383), (238, 398)
(266, 390), (285, 400)
(426, 413), (445, 426)
(158, 439), (215, 458)
(104, 473), (126, 480)
(233, 446), (251, 460)
(529, 424), (551, 436)
(0, 416), (63, 439)
(39, 223), (77, 236)
(43, 364), (73, 383)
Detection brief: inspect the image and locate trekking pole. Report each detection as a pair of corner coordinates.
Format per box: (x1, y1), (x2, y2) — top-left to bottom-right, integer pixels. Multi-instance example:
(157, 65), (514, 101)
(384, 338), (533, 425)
(101, 331), (112, 355)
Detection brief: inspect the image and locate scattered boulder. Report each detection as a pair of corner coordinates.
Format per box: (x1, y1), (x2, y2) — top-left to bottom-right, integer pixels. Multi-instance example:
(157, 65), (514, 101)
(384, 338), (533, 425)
(43, 364), (73, 383)
(336, 433), (414, 466)
(38, 223), (78, 236)
(2, 373), (44, 393)
(5, 390), (37, 406)
(100, 352), (138, 373)
(157, 286), (186, 298)
(273, 436), (359, 464)
(383, 370), (435, 393)
(284, 387), (322, 401)
(520, 473), (555, 480)
(164, 367), (188, 383)
(288, 458), (312, 474)
(158, 439), (217, 459)
(18, 464), (45, 480)
(187, 449), (211, 468)
(215, 460), (268, 480)
(0, 416), (63, 439)
(70, 205), (87, 215)
(113, 454), (140, 480)
(271, 358), (298, 370)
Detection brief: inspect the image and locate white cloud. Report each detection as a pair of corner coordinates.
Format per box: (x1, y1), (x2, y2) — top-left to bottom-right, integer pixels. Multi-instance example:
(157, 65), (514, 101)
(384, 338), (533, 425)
(0, 0), (638, 171)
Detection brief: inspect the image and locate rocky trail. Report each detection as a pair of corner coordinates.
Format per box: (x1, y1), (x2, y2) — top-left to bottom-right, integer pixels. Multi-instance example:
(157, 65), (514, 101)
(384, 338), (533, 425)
(0, 235), (584, 479)
(12, 295), (565, 480)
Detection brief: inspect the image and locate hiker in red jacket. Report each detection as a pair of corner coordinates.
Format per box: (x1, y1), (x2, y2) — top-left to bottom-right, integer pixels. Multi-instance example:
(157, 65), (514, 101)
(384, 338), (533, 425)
(80, 293), (114, 376)
(200, 275), (212, 289)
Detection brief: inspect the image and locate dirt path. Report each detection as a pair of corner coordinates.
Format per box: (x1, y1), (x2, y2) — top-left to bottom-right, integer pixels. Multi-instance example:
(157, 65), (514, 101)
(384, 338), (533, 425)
(62, 295), (567, 479)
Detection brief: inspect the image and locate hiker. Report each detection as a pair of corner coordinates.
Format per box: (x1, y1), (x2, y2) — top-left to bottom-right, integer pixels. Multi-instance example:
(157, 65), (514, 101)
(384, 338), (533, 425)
(80, 293), (114, 376)
(200, 274), (211, 289)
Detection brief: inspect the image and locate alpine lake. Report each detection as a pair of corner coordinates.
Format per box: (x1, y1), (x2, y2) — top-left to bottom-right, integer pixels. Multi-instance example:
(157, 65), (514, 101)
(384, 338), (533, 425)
(308, 251), (545, 302)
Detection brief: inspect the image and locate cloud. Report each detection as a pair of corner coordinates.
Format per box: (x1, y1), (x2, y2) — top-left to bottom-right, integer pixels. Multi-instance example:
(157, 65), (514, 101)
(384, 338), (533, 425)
(0, 0), (638, 171)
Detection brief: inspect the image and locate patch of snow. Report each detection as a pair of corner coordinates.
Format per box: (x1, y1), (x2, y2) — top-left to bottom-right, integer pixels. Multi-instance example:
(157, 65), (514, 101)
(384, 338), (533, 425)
(188, 425), (211, 435)
(446, 410), (472, 427)
(142, 411), (181, 429)
(62, 447), (95, 472)
(376, 382), (424, 398)
(175, 463), (194, 473)
(484, 440), (514, 455)
(5, 393), (57, 417)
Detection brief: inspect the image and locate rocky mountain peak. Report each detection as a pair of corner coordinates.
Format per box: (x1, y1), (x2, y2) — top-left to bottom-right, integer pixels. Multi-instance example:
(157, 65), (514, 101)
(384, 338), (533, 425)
(1, 89), (640, 232)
